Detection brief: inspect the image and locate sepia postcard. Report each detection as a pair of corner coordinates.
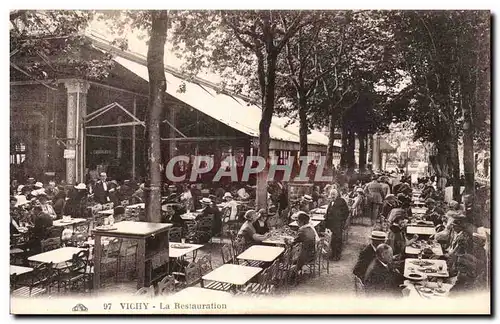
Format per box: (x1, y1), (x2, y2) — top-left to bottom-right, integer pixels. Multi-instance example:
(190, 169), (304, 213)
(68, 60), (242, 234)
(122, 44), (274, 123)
(9, 9), (491, 315)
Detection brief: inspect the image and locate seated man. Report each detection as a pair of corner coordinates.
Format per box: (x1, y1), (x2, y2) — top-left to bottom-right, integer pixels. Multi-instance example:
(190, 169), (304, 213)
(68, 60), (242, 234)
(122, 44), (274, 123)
(353, 230), (387, 282)
(285, 212), (319, 279)
(364, 244), (403, 297)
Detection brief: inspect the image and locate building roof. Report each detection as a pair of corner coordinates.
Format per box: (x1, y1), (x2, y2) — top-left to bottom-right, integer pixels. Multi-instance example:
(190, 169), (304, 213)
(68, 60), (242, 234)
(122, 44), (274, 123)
(89, 32), (332, 148)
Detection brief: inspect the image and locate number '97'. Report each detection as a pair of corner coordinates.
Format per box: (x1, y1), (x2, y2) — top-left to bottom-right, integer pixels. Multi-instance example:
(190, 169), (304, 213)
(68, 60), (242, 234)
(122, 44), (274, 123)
(104, 303), (112, 310)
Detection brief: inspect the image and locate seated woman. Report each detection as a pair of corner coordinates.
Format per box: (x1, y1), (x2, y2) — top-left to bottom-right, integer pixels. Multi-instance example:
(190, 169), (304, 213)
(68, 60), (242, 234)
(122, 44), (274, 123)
(237, 210), (269, 246)
(168, 204), (187, 227)
(253, 209), (270, 235)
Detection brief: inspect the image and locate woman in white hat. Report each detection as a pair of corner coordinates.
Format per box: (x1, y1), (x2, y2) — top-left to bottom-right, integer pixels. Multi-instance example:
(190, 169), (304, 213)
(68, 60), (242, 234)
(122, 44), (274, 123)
(237, 210), (269, 246)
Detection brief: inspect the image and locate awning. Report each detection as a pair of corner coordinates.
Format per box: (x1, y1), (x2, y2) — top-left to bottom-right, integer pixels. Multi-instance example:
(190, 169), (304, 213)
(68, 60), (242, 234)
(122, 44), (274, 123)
(112, 55), (333, 148)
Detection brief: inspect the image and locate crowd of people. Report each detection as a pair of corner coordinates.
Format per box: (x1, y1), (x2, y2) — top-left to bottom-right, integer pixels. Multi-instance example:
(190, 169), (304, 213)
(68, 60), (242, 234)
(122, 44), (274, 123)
(10, 168), (490, 298)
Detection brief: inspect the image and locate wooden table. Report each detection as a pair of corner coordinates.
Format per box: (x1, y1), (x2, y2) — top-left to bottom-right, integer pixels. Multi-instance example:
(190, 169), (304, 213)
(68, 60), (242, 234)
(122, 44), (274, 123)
(404, 258), (449, 278)
(52, 218), (87, 229)
(405, 243), (444, 256)
(411, 207), (427, 215)
(237, 245), (284, 263)
(201, 264), (262, 290)
(169, 242), (203, 258)
(10, 265), (33, 276)
(407, 226), (436, 236)
(28, 247), (85, 264)
(310, 214), (326, 221)
(92, 221), (173, 291)
(289, 220), (321, 228)
(263, 235), (296, 246)
(171, 286), (232, 299)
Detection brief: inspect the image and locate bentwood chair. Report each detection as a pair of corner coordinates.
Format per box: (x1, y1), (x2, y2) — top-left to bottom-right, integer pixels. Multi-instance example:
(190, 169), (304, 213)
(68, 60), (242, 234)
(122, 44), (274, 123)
(157, 275), (177, 296)
(41, 237), (62, 253)
(57, 250), (90, 293)
(221, 243), (234, 264)
(12, 262), (56, 298)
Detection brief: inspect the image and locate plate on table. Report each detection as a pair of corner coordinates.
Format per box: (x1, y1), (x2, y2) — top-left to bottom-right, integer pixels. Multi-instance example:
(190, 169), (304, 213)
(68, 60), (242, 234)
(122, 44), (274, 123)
(405, 273), (427, 281)
(411, 260), (434, 267)
(417, 287), (433, 294)
(171, 243), (190, 249)
(433, 288), (447, 295)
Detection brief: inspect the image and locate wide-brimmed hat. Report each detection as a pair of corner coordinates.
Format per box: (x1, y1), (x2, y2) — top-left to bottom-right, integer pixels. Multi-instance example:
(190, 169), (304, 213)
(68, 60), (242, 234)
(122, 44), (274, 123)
(370, 230), (387, 241)
(425, 198), (436, 205)
(356, 187), (364, 194)
(257, 208), (266, 215)
(223, 192), (233, 199)
(243, 210), (257, 221)
(37, 190), (48, 198)
(74, 183), (87, 190)
(34, 182), (43, 188)
(303, 194), (313, 201)
(200, 197), (212, 204)
(385, 194), (397, 201)
(446, 210), (466, 220)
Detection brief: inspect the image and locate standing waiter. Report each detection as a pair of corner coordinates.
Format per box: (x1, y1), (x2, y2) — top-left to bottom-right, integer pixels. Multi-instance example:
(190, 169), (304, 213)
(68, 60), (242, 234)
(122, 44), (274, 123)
(93, 172), (111, 204)
(325, 189), (349, 261)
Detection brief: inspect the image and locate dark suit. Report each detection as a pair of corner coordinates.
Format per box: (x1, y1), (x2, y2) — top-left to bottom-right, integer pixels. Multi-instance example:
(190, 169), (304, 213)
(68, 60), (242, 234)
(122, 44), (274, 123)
(325, 197), (349, 259)
(293, 226), (316, 270)
(353, 244), (377, 280)
(364, 259), (401, 297)
(93, 181), (110, 204)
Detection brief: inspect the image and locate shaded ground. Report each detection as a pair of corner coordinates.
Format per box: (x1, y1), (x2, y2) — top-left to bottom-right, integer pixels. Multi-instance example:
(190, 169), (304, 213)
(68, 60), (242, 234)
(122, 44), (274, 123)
(97, 220), (372, 297)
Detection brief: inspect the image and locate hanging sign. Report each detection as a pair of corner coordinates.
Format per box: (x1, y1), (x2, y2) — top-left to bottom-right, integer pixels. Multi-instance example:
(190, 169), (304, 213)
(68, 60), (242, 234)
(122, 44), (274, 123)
(64, 149), (76, 159)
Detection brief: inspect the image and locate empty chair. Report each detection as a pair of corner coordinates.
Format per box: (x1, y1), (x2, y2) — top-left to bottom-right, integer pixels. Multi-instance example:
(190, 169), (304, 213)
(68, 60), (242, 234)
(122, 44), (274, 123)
(157, 275), (177, 296)
(197, 255), (213, 276)
(12, 262), (55, 298)
(221, 244), (234, 264)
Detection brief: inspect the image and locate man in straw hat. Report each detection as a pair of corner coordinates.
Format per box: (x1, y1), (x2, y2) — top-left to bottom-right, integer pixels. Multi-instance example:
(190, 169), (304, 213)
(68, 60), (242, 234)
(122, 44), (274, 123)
(364, 243), (402, 297)
(199, 197), (222, 236)
(353, 230), (387, 282)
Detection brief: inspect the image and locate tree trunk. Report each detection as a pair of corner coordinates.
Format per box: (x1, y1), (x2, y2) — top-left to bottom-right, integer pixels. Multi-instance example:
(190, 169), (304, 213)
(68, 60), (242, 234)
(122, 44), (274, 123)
(462, 117), (475, 195)
(145, 11), (168, 223)
(256, 54), (277, 209)
(340, 125), (348, 170)
(298, 95), (308, 158)
(325, 113), (336, 172)
(448, 135), (461, 201)
(358, 132), (367, 171)
(347, 128), (356, 173)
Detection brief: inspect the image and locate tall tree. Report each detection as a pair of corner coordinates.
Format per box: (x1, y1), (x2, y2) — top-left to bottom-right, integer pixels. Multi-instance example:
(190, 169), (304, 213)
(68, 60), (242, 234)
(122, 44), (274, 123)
(170, 10), (313, 208)
(144, 11), (169, 222)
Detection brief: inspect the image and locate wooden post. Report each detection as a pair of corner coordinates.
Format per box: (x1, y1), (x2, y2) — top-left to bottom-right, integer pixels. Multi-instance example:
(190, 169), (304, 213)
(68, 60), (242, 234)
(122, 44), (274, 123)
(132, 97), (136, 179)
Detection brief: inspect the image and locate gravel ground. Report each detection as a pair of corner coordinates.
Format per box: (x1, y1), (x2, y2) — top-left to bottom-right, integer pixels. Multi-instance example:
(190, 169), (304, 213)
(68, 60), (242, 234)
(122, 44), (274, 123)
(96, 220), (372, 297)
